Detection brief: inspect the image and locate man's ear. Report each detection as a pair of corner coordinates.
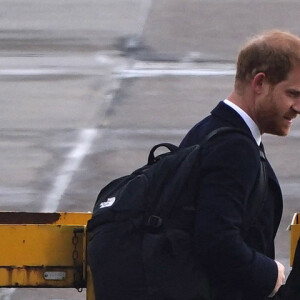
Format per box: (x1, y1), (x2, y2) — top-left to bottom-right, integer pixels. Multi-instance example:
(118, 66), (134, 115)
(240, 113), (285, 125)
(251, 72), (267, 94)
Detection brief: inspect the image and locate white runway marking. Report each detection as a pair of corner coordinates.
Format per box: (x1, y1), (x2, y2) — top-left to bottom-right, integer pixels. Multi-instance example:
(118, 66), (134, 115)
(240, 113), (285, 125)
(118, 68), (236, 78)
(0, 66), (236, 78)
(42, 128), (98, 212)
(0, 68), (105, 76)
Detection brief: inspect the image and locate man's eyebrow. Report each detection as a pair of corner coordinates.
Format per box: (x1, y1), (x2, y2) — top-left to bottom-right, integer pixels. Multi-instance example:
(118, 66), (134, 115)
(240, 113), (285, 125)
(287, 88), (300, 95)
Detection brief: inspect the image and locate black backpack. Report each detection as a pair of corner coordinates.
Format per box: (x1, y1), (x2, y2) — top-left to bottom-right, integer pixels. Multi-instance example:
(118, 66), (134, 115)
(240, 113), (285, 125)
(87, 127), (266, 300)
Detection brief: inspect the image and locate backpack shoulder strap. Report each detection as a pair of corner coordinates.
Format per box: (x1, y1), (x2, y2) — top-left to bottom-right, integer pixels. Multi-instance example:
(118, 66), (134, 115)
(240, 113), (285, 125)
(202, 126), (253, 144)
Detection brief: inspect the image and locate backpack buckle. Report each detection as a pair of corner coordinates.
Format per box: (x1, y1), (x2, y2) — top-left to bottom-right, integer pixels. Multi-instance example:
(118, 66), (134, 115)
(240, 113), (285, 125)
(147, 215), (163, 229)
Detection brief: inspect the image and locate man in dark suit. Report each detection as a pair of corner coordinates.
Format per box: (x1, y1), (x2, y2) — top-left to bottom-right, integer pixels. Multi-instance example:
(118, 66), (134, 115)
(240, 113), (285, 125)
(180, 30), (300, 299)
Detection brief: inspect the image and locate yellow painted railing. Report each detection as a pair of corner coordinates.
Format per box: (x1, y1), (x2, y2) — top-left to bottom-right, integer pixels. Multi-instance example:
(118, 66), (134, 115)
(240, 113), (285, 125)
(0, 212), (94, 300)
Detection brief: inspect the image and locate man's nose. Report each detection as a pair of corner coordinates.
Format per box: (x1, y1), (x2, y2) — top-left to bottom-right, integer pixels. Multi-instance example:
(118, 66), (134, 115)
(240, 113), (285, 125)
(292, 100), (300, 114)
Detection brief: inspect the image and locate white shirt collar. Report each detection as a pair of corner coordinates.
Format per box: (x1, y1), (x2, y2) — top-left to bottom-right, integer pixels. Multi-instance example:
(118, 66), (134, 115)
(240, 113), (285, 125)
(223, 99), (261, 146)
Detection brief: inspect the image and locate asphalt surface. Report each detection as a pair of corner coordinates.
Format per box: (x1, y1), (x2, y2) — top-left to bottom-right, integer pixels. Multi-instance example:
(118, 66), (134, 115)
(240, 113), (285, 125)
(1, 0), (300, 299)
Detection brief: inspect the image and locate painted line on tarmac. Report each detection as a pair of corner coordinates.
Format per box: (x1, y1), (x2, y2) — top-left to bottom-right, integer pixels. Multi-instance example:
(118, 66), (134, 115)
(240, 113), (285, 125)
(42, 128), (98, 212)
(41, 54), (124, 212)
(0, 68), (101, 76)
(0, 67), (236, 78)
(117, 68), (236, 78)
(0, 68), (71, 75)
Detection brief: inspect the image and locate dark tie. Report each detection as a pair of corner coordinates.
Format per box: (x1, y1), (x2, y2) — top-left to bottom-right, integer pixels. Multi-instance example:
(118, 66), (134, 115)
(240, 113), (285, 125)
(259, 142), (266, 160)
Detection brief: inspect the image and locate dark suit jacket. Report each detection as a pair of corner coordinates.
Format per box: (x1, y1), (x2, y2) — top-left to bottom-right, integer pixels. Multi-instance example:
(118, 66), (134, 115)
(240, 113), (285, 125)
(180, 102), (283, 300)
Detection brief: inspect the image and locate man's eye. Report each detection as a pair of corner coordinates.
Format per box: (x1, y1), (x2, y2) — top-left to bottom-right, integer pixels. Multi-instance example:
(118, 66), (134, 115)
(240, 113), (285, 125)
(288, 90), (300, 98)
